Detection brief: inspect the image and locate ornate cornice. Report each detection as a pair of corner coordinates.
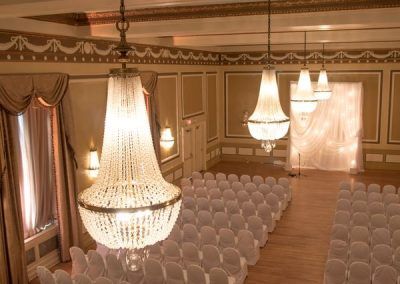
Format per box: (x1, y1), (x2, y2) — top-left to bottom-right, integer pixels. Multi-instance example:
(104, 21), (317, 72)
(27, 0), (400, 26)
(0, 30), (399, 65)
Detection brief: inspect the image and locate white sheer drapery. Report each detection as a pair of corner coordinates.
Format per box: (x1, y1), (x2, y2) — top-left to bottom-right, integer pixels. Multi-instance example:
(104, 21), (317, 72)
(288, 82), (364, 173)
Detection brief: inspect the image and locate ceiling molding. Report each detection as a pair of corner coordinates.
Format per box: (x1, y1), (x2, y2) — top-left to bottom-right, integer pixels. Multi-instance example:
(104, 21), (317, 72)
(27, 0), (400, 26)
(0, 30), (399, 65)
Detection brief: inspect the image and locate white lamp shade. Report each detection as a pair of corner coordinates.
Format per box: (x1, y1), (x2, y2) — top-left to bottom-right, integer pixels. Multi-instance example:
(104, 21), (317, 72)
(78, 70), (181, 250)
(291, 68), (318, 113)
(314, 68), (332, 100)
(248, 68), (290, 141)
(160, 127), (174, 149)
(88, 150), (100, 178)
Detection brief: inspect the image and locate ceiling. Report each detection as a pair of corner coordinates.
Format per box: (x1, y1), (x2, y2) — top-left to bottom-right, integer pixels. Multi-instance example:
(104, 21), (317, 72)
(1, 0), (400, 52)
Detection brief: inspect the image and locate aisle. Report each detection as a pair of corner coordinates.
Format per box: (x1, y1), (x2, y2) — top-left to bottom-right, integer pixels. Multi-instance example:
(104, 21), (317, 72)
(209, 161), (400, 284)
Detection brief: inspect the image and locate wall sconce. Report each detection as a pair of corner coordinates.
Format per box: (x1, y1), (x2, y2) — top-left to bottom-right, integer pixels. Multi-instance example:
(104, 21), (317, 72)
(241, 111), (249, 127)
(88, 148), (100, 178)
(160, 127), (175, 150)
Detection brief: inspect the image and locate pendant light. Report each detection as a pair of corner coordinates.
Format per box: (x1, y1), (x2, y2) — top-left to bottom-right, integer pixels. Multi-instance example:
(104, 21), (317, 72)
(314, 43), (332, 100)
(247, 0), (289, 152)
(78, 0), (182, 257)
(291, 32), (318, 113)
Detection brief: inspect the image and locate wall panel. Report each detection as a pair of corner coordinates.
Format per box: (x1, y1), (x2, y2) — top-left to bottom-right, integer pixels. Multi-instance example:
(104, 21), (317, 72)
(207, 73), (218, 142)
(389, 71), (400, 144)
(182, 73), (204, 119)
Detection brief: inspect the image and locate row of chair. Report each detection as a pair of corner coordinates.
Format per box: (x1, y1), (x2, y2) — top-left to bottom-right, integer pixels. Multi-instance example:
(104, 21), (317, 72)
(340, 181), (399, 195)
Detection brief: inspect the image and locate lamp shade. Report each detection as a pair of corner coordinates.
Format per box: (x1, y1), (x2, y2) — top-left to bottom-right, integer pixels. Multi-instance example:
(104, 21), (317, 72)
(291, 67), (318, 113)
(88, 149), (100, 178)
(160, 127), (175, 149)
(248, 68), (290, 150)
(78, 69), (181, 250)
(314, 68), (332, 100)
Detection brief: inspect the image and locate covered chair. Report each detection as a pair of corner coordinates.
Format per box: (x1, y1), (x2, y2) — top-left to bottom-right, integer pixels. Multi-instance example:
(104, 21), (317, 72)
(368, 192), (382, 204)
(347, 262), (371, 284)
(258, 184), (272, 197)
(144, 259), (164, 284)
(368, 202), (385, 216)
(370, 214), (387, 231)
(241, 201), (257, 221)
(257, 203), (275, 232)
(209, 267), (231, 284)
(236, 191), (250, 206)
(181, 178), (191, 188)
(163, 239), (181, 264)
(339, 181), (351, 191)
(371, 228), (391, 247)
(197, 210), (213, 230)
(350, 226), (369, 244)
(193, 179), (205, 190)
(247, 216), (268, 247)
(219, 228), (236, 250)
(222, 248), (247, 284)
(192, 171), (203, 180)
(54, 269), (73, 284)
(252, 175), (264, 186)
(183, 186), (195, 198)
(182, 242), (201, 268)
(187, 265), (206, 284)
(204, 172), (215, 181)
(227, 174), (239, 184)
(148, 243), (163, 261)
(327, 240), (349, 263)
(265, 176), (276, 187)
(352, 191), (367, 202)
(367, 184), (381, 194)
(382, 185), (396, 196)
(37, 266), (55, 284)
(354, 182), (367, 192)
(200, 226), (218, 247)
(393, 247), (400, 273)
(272, 184), (288, 210)
(338, 190), (352, 201)
(218, 181), (231, 192)
(205, 180), (218, 190)
(351, 212), (369, 228)
(209, 188), (222, 200)
(348, 242), (370, 264)
(195, 187), (208, 198)
(386, 204), (400, 220)
(278, 177), (292, 201)
(392, 230), (400, 249)
(86, 250), (106, 280)
(336, 199), (352, 213)
(334, 211), (350, 227)
(372, 265), (397, 284)
(237, 230), (260, 265)
(240, 175), (251, 185)
(251, 192), (265, 208)
(183, 197), (196, 211)
(265, 193), (281, 220)
(231, 182), (244, 193)
(352, 201), (367, 214)
(223, 190), (236, 203)
(183, 224), (199, 246)
(244, 183), (257, 195)
(69, 247), (88, 276)
(214, 212), (229, 232)
(383, 193), (399, 208)
(211, 199), (225, 214)
(226, 201), (240, 216)
(216, 173), (227, 184)
(202, 245), (221, 273)
(168, 224), (182, 244)
(105, 254), (125, 283)
(196, 197), (210, 212)
(230, 214), (246, 235)
(165, 262), (185, 284)
(389, 215), (400, 235)
(182, 209), (197, 226)
(324, 259), (346, 284)
(330, 224), (349, 243)
(371, 244), (393, 272)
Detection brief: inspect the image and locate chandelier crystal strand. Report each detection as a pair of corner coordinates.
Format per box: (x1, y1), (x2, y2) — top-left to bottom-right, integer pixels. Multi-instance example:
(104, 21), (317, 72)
(77, 0), (181, 251)
(247, 0), (289, 152)
(291, 32), (318, 113)
(314, 43), (332, 100)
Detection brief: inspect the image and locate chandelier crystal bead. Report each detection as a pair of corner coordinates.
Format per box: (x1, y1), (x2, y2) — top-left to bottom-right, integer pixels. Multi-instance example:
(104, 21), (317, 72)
(314, 44), (332, 100)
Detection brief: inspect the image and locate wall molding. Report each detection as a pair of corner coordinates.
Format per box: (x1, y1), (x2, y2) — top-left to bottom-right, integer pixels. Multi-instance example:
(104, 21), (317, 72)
(388, 70), (400, 144)
(206, 72), (218, 143)
(181, 72), (205, 119)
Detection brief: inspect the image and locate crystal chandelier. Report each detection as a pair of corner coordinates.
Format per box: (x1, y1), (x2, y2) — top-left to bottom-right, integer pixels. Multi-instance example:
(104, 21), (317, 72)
(247, 0), (289, 152)
(314, 43), (332, 100)
(78, 0), (181, 251)
(291, 32), (318, 113)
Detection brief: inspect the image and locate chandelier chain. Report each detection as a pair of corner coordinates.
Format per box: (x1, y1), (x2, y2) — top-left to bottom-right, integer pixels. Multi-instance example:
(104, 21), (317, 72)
(267, 0), (271, 67)
(322, 43), (325, 68)
(303, 31), (307, 67)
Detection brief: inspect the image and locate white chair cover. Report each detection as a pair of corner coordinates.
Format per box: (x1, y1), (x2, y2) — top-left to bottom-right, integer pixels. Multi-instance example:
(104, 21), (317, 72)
(182, 242), (201, 268)
(195, 187), (207, 198)
(192, 171), (203, 180)
(241, 201), (256, 221)
(187, 265), (206, 284)
(350, 226), (369, 244)
(257, 203), (275, 232)
(338, 190), (352, 201)
(196, 197), (210, 211)
(240, 175), (251, 185)
(236, 191), (250, 206)
(247, 216), (267, 247)
(54, 269), (73, 284)
(258, 184), (272, 197)
(370, 214), (387, 231)
(339, 181), (351, 191)
(368, 202), (385, 216)
(368, 192), (382, 204)
(193, 180), (205, 189)
(200, 226), (218, 247)
(205, 180), (217, 190)
(202, 245), (221, 273)
(73, 273), (92, 284)
(251, 192), (265, 208)
(327, 258), (347, 284)
(216, 173), (227, 184)
(352, 191), (367, 202)
(227, 174), (239, 184)
(348, 261), (371, 284)
(169, 224), (182, 244)
(386, 204), (400, 220)
(209, 267), (229, 284)
(204, 172), (215, 181)
(272, 185), (287, 210)
(331, 224), (349, 243)
(383, 193), (399, 208)
(392, 230), (400, 249)
(371, 228), (391, 247)
(163, 239), (181, 264)
(37, 266), (55, 284)
(211, 199), (225, 214)
(265, 193), (280, 220)
(209, 188), (222, 200)
(230, 214), (246, 235)
(265, 176), (276, 187)
(351, 212), (369, 228)
(328, 240), (349, 263)
(349, 242), (370, 264)
(226, 201), (240, 216)
(214, 212), (229, 231)
(181, 178), (191, 187)
(106, 254), (125, 283)
(336, 199), (352, 213)
(222, 248), (246, 284)
(231, 182), (244, 193)
(96, 243), (110, 257)
(183, 187), (195, 198)
(371, 244), (392, 272)
(148, 243), (163, 261)
(182, 209), (197, 226)
(334, 211), (350, 227)
(244, 183), (257, 195)
(94, 277), (113, 284)
(70, 247), (88, 277)
(144, 259), (164, 284)
(126, 268), (144, 284)
(368, 184), (381, 194)
(183, 197), (196, 211)
(252, 175), (264, 186)
(183, 224), (199, 246)
(354, 182), (367, 192)
(197, 210), (213, 229)
(393, 247), (400, 273)
(372, 265), (397, 284)
(389, 216), (400, 234)
(382, 185), (396, 196)
(218, 181), (230, 192)
(352, 201), (367, 214)
(86, 250), (105, 280)
(165, 262), (185, 284)
(223, 190), (236, 203)
(219, 228), (236, 250)
(237, 230), (260, 265)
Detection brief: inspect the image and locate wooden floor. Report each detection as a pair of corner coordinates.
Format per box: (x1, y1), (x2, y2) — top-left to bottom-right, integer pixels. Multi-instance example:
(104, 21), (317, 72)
(30, 161), (400, 284)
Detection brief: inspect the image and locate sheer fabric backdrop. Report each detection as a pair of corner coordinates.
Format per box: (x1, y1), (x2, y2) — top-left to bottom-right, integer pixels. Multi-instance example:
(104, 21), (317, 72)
(288, 82), (364, 173)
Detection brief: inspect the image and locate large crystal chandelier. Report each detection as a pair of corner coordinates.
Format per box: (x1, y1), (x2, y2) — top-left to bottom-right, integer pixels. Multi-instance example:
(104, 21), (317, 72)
(314, 43), (332, 100)
(291, 32), (318, 113)
(247, 0), (289, 152)
(78, 0), (181, 250)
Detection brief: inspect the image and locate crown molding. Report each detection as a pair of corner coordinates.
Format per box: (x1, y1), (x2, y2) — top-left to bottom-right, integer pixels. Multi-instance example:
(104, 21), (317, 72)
(27, 0), (400, 26)
(0, 30), (399, 65)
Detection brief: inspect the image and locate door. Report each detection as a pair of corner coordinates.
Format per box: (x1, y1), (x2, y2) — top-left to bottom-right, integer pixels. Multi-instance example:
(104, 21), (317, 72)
(193, 123), (205, 172)
(183, 127), (193, 177)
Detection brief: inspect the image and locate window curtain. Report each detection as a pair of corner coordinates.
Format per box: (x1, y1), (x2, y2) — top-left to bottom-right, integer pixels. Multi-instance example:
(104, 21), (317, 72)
(0, 73), (79, 282)
(15, 103), (54, 239)
(288, 82), (364, 173)
(140, 71), (161, 163)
